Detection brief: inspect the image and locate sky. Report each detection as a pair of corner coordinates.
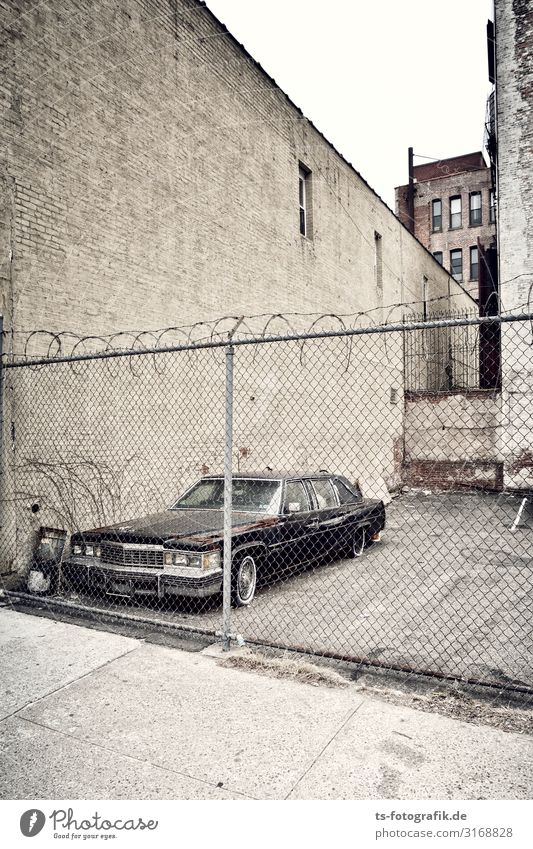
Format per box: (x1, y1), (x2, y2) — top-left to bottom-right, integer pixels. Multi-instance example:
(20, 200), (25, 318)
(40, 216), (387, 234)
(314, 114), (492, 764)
(206, 0), (494, 209)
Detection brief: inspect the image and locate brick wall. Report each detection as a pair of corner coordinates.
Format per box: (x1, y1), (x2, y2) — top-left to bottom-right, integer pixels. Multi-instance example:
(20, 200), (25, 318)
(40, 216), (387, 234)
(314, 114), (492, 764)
(396, 155), (496, 301)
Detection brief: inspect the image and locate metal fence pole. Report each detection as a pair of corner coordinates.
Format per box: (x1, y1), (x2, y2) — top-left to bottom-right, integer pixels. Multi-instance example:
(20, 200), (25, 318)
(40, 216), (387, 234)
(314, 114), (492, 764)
(222, 343), (234, 650)
(0, 316), (3, 534)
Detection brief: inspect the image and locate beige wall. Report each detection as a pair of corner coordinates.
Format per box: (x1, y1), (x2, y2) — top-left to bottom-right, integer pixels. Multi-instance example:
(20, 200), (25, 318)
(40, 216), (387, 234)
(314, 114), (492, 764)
(0, 0), (471, 344)
(0, 0), (475, 572)
(404, 391), (503, 491)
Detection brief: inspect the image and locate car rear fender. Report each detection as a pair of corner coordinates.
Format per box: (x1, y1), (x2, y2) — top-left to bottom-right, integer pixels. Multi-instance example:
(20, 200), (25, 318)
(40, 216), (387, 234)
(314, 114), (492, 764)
(352, 501), (385, 532)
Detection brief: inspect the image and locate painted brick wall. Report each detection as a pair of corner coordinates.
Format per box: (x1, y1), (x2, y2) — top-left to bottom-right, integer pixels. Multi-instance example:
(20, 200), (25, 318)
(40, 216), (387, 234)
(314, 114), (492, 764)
(495, 0), (533, 490)
(0, 0), (470, 344)
(0, 0), (476, 572)
(403, 391), (503, 491)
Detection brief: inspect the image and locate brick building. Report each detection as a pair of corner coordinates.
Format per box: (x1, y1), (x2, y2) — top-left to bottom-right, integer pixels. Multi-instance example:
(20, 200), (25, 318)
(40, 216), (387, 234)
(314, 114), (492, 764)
(395, 153), (497, 300)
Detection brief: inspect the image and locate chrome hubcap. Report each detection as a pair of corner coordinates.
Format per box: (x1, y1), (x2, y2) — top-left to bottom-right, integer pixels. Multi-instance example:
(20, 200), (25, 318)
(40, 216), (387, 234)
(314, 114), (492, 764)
(238, 556), (256, 601)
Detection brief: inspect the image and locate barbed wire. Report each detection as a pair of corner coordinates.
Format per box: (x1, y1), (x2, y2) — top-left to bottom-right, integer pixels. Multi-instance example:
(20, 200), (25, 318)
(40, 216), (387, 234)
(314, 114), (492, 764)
(6, 274), (532, 366)
(2, 299), (476, 364)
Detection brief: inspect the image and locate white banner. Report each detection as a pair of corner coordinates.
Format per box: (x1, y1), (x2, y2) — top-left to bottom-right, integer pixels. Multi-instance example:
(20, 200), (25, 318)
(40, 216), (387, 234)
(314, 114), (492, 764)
(1, 799), (531, 848)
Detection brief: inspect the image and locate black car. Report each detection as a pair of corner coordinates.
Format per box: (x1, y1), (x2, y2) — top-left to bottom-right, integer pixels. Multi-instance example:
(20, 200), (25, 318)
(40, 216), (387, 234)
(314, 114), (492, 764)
(65, 472), (386, 607)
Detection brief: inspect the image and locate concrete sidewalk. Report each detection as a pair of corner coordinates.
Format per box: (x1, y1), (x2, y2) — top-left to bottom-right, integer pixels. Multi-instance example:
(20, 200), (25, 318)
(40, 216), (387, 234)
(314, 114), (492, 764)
(0, 607), (531, 800)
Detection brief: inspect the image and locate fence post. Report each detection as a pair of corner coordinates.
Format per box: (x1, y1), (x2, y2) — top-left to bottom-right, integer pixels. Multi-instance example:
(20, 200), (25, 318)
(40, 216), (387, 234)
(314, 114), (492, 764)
(222, 342), (234, 650)
(0, 316), (3, 534)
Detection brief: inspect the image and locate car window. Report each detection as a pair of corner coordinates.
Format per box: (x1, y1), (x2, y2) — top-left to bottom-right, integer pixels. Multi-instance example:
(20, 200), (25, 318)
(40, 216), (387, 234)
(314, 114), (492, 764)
(232, 480), (281, 513)
(333, 478), (360, 505)
(172, 478), (281, 513)
(310, 479), (337, 509)
(173, 479), (224, 508)
(283, 480), (310, 513)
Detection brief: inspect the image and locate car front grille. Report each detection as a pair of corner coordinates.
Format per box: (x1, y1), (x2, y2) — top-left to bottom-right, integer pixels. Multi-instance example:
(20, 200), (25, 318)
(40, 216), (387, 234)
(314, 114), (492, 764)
(100, 543), (164, 569)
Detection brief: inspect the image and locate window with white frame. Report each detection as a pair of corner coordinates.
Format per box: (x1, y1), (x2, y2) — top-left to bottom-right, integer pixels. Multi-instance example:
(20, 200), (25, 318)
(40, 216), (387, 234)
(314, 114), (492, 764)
(450, 248), (463, 281)
(431, 199), (442, 232)
(469, 192), (482, 226)
(489, 189), (496, 223)
(449, 195), (462, 229)
(470, 246), (479, 281)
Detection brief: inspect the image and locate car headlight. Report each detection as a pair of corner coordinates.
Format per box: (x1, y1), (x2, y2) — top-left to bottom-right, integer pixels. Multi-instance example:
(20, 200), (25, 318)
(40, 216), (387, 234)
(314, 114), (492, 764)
(74, 544), (101, 557)
(164, 551), (189, 567)
(200, 550), (221, 571)
(163, 550), (221, 570)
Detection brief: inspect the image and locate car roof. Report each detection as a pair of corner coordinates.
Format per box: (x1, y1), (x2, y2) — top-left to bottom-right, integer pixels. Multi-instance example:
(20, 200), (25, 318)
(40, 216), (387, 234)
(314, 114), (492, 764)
(201, 472), (340, 481)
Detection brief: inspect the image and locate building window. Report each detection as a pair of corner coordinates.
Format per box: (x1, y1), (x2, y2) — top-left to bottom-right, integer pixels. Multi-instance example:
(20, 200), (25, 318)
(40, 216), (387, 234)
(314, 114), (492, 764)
(432, 251), (443, 265)
(431, 199), (442, 232)
(469, 192), (482, 225)
(489, 188), (496, 223)
(299, 164), (312, 237)
(470, 246), (479, 281)
(449, 195), (462, 229)
(450, 248), (463, 281)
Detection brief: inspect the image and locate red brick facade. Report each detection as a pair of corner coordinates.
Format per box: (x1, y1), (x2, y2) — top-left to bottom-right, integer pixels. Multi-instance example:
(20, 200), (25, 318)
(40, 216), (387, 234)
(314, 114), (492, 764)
(395, 153), (497, 301)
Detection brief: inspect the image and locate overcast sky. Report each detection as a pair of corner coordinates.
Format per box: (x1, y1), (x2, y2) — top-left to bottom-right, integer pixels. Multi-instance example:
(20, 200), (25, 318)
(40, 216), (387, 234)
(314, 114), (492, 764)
(206, 0), (494, 209)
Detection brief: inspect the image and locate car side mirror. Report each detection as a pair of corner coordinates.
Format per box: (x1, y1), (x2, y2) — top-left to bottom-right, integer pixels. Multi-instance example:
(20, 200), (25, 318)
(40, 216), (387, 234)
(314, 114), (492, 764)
(287, 502), (301, 513)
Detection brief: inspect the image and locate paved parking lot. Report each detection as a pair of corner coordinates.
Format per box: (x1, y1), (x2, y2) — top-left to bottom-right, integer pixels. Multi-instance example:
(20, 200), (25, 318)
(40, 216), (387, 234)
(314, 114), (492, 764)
(201, 491), (533, 686)
(29, 491), (533, 689)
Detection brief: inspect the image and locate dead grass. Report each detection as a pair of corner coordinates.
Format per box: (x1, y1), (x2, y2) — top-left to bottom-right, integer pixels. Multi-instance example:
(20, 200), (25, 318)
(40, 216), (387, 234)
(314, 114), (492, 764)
(219, 650), (533, 734)
(357, 683), (533, 736)
(218, 651), (349, 688)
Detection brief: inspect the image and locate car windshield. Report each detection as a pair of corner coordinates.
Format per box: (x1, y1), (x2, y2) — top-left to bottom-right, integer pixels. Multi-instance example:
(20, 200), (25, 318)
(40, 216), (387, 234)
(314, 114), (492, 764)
(171, 478), (282, 514)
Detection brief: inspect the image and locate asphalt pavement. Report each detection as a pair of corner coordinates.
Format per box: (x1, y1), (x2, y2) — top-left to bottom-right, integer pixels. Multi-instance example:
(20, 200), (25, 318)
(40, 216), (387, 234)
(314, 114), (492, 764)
(1, 606), (531, 800)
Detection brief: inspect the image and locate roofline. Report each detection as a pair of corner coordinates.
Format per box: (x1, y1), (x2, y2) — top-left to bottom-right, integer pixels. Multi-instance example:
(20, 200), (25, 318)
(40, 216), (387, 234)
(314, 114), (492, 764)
(197, 1), (459, 263)
(201, 472), (335, 479)
(196, 2), (477, 309)
(414, 150), (486, 167)
(394, 151), (491, 191)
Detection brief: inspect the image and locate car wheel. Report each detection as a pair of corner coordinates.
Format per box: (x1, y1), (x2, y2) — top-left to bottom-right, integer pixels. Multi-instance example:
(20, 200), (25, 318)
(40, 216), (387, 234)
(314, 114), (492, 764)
(348, 527), (366, 559)
(231, 553), (257, 607)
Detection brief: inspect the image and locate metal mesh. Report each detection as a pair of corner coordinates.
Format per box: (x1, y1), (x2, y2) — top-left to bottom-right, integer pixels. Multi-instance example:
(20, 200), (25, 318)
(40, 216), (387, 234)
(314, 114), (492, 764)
(1, 316), (532, 698)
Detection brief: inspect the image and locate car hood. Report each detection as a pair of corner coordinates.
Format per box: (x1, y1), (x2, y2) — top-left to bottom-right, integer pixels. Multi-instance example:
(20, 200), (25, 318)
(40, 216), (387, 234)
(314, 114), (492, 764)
(82, 508), (278, 544)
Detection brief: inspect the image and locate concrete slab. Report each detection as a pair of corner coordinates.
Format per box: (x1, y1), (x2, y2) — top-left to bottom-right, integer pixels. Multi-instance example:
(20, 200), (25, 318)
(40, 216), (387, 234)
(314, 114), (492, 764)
(0, 608), (138, 718)
(18, 643), (365, 799)
(200, 642), (252, 659)
(288, 697), (533, 799)
(0, 716), (242, 799)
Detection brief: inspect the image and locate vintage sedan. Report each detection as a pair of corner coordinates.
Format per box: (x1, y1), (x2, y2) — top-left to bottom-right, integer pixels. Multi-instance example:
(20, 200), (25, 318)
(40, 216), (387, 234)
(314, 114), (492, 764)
(64, 472), (386, 607)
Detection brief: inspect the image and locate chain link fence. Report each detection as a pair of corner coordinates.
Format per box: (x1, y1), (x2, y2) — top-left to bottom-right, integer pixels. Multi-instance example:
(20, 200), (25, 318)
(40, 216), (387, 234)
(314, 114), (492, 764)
(1, 314), (532, 698)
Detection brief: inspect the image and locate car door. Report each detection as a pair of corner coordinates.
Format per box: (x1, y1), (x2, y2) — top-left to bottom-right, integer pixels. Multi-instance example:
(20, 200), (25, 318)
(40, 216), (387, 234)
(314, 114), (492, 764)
(330, 476), (365, 552)
(268, 479), (314, 578)
(306, 477), (342, 560)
